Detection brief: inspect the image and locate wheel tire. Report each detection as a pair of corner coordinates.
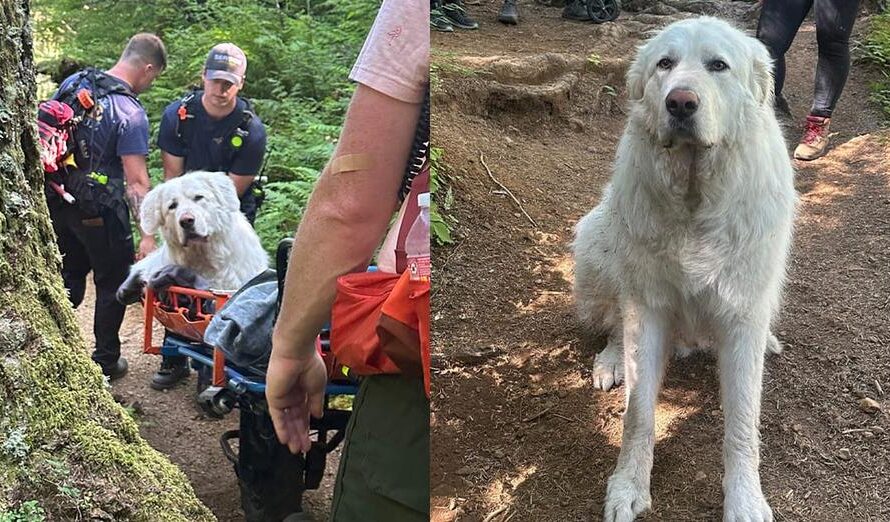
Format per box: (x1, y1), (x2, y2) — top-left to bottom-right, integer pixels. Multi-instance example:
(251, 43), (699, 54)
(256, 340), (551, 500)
(588, 0), (620, 23)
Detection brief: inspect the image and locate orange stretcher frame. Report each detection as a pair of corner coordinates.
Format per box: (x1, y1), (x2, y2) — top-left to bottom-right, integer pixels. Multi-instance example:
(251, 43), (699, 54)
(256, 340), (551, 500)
(143, 285), (231, 387)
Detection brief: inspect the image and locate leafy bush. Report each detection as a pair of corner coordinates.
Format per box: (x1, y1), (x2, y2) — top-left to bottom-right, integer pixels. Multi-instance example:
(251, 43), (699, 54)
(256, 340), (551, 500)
(0, 501), (45, 522)
(32, 0), (378, 250)
(862, 13), (890, 115)
(430, 147), (456, 246)
(254, 179), (317, 253)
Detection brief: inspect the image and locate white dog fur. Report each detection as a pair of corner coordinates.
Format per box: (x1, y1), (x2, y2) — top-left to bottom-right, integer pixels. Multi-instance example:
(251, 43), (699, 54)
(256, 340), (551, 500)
(572, 17), (797, 522)
(119, 171), (268, 296)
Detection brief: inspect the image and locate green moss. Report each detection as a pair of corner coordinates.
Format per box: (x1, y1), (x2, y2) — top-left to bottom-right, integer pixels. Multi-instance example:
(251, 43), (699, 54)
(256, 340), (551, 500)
(0, 222), (212, 521)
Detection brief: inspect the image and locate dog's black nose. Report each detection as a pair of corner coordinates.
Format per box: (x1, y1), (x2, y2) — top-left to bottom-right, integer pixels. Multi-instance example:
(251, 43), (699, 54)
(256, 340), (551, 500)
(179, 216), (195, 229)
(666, 89), (699, 119)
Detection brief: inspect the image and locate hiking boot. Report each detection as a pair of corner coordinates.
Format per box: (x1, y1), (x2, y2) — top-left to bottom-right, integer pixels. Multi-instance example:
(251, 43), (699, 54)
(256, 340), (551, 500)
(498, 0), (520, 24)
(431, 4), (455, 32)
(563, 0), (591, 20)
(150, 358), (190, 390)
(442, 1), (479, 29)
(102, 357), (129, 381)
(793, 115), (831, 161)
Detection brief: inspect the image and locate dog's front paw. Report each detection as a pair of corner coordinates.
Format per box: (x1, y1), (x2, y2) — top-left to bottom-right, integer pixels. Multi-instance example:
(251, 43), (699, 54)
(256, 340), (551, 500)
(116, 275), (145, 305)
(723, 484), (772, 522)
(592, 344), (624, 391)
(603, 473), (651, 522)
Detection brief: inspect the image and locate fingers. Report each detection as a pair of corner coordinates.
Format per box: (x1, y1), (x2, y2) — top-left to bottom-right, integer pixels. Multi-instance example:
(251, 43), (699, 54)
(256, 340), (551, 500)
(269, 406), (291, 446)
(269, 397), (314, 454)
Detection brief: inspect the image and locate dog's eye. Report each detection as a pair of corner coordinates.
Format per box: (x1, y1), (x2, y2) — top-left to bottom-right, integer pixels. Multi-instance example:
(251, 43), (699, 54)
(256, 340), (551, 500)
(657, 58), (674, 70)
(708, 60), (729, 72)
(193, 195), (204, 202)
(168, 201), (178, 211)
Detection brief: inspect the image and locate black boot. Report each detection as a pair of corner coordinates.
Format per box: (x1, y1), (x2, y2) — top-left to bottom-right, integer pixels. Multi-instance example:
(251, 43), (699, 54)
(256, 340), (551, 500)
(431, 0), (455, 32)
(101, 356), (129, 381)
(151, 356), (190, 390)
(498, 0), (520, 24)
(442, 0), (479, 29)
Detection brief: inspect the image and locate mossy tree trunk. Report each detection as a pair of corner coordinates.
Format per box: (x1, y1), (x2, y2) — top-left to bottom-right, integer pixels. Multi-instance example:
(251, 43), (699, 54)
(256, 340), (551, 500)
(0, 2), (214, 520)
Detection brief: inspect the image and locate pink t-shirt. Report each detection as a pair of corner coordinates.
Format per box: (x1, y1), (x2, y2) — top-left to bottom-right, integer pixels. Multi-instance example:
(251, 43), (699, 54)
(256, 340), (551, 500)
(349, 0), (430, 104)
(350, 0), (429, 273)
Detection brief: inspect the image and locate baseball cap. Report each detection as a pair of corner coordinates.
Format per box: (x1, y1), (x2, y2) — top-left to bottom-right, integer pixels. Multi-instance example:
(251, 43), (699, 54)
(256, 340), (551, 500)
(204, 43), (247, 85)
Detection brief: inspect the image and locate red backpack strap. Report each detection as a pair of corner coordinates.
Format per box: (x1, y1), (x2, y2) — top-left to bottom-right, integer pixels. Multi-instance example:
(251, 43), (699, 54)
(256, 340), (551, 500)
(394, 164), (430, 274)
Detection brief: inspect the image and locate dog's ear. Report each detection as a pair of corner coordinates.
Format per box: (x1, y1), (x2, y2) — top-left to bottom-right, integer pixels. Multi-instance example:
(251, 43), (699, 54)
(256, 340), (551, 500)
(749, 39), (775, 106)
(205, 172), (241, 213)
(140, 183), (164, 235)
(626, 47), (647, 101)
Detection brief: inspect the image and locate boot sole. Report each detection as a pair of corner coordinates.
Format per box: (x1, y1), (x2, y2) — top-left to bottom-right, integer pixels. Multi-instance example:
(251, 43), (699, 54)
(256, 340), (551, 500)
(150, 374), (190, 391)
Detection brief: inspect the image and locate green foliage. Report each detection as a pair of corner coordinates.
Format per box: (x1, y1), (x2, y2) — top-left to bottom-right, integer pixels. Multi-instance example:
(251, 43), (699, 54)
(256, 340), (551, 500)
(32, 0), (378, 248)
(430, 49), (480, 91)
(862, 13), (890, 115)
(254, 179), (317, 254)
(430, 147), (456, 246)
(0, 501), (45, 522)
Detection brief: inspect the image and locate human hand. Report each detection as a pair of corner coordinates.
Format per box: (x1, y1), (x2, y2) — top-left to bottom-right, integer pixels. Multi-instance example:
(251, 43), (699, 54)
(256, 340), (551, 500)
(265, 347), (328, 454)
(136, 235), (156, 261)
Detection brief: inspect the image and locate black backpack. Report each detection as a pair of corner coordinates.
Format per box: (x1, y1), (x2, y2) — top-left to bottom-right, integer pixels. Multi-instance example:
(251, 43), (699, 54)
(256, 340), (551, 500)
(42, 68), (138, 231)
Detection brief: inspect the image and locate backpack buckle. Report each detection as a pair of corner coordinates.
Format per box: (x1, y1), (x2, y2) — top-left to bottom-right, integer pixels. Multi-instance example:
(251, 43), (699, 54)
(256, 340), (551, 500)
(177, 104), (191, 121)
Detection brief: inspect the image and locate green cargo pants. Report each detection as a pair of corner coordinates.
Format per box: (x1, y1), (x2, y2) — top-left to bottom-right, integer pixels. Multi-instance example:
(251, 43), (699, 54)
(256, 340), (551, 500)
(329, 374), (429, 521)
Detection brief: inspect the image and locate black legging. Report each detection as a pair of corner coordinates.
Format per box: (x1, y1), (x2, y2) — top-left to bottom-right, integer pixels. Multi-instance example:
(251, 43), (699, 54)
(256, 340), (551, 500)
(756, 0), (861, 117)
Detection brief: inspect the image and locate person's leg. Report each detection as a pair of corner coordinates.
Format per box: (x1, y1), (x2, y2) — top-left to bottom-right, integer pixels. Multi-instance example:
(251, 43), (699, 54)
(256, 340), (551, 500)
(329, 375), (429, 522)
(50, 205), (90, 309)
(755, 0), (812, 101)
(70, 212), (134, 374)
(811, 0), (861, 117)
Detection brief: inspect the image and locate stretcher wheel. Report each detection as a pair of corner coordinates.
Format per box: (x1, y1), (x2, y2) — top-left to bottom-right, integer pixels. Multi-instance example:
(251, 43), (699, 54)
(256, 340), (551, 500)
(587, 0), (620, 23)
(226, 404), (306, 522)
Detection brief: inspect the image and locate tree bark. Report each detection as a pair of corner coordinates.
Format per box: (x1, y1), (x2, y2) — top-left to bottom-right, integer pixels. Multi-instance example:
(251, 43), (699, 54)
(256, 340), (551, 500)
(0, 1), (214, 520)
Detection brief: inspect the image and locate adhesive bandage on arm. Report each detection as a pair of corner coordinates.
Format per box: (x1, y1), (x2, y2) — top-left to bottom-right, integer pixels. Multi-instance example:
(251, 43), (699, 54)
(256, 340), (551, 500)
(329, 153), (374, 174)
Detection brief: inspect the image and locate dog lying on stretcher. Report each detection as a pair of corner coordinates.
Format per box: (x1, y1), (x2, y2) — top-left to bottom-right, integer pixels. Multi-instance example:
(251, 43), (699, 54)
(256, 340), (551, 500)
(116, 171), (268, 306)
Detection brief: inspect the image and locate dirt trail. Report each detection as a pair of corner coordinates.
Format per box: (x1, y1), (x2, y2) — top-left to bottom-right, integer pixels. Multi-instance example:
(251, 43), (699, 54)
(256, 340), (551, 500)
(74, 286), (339, 521)
(431, 2), (890, 521)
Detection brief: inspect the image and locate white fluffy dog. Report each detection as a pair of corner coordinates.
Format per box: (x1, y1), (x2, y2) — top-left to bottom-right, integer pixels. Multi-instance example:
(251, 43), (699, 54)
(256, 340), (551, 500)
(572, 18), (797, 522)
(117, 171), (268, 302)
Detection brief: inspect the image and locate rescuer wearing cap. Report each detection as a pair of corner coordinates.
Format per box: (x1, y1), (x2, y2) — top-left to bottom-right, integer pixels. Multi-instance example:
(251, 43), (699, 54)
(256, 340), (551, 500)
(152, 42), (267, 390)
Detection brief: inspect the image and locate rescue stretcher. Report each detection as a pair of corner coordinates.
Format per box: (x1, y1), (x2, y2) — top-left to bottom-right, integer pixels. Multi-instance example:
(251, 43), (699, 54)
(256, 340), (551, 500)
(140, 239), (358, 520)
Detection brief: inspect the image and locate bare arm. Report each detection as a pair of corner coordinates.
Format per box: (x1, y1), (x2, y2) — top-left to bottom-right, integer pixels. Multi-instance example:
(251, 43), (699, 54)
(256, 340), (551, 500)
(227, 173), (255, 198)
(161, 151), (185, 180)
(271, 84), (422, 360)
(121, 154), (155, 259)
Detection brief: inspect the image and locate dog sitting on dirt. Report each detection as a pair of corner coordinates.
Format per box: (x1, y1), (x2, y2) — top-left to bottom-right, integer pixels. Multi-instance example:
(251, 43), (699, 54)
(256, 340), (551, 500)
(572, 17), (797, 522)
(117, 171), (268, 304)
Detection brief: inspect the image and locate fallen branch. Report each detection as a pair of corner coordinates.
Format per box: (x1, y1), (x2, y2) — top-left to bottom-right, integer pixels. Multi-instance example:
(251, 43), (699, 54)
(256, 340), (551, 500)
(482, 505), (510, 522)
(522, 405), (553, 423)
(480, 152), (539, 228)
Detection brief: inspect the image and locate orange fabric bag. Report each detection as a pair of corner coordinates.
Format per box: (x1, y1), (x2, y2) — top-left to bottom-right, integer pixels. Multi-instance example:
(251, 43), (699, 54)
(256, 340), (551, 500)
(329, 167), (431, 395)
(377, 272), (431, 396)
(330, 271), (403, 375)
